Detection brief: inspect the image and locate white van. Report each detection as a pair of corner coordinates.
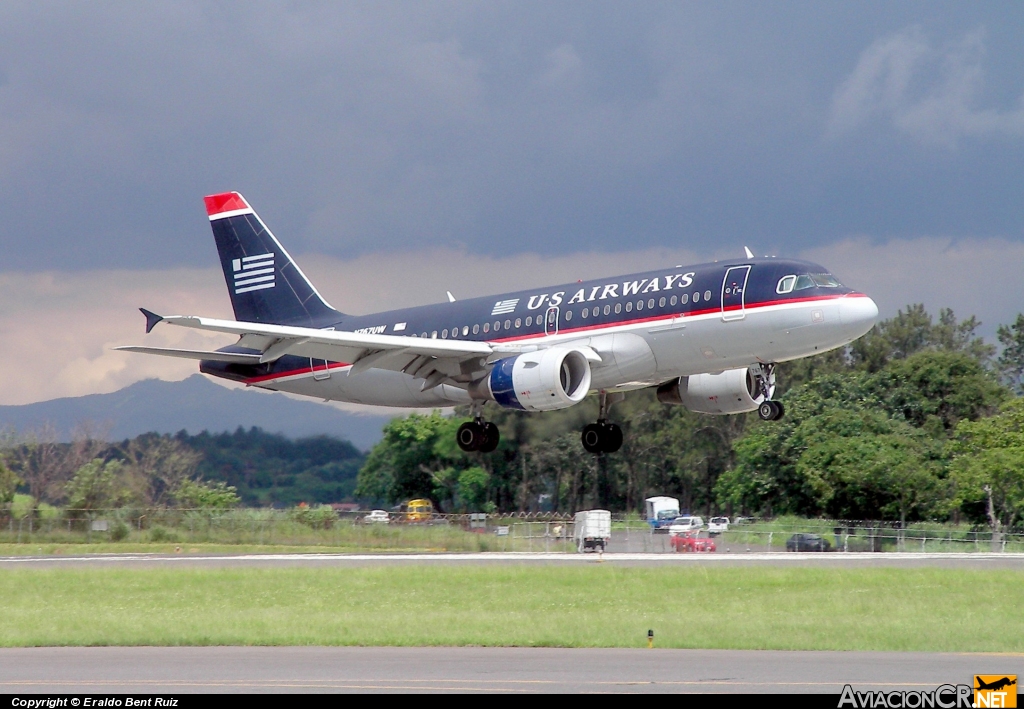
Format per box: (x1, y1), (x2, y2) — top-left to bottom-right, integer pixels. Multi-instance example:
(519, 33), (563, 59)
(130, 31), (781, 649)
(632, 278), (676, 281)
(707, 517), (730, 535)
(668, 516), (704, 536)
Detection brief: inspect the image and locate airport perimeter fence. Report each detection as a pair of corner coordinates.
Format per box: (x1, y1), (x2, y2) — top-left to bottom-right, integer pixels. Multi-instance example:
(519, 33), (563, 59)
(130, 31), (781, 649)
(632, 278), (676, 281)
(1, 506), (1022, 553)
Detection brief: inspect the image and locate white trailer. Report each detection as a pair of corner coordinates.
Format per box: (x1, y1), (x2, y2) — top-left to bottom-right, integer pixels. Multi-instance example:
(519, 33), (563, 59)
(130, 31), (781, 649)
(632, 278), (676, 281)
(574, 509), (611, 552)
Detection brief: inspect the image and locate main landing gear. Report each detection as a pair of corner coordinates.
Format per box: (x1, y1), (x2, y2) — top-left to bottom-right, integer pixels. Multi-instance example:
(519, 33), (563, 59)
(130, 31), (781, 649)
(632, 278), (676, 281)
(582, 391), (624, 455)
(457, 417), (500, 453)
(754, 363), (784, 421)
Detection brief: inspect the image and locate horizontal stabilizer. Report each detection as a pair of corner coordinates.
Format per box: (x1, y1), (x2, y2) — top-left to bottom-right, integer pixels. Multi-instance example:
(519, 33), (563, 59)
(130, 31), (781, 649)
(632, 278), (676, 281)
(113, 346), (262, 365)
(140, 308), (164, 334)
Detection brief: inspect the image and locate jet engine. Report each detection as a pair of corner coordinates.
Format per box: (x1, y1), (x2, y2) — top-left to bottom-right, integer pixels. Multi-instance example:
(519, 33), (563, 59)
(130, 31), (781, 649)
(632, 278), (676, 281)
(476, 346), (592, 411)
(657, 367), (767, 415)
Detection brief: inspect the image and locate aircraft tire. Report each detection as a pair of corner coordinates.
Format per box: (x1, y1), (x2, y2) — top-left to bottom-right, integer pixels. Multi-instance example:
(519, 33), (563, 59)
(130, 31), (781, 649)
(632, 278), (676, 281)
(479, 422), (500, 453)
(758, 401), (778, 421)
(602, 422), (623, 453)
(457, 421), (484, 452)
(581, 423), (604, 454)
(773, 401), (785, 421)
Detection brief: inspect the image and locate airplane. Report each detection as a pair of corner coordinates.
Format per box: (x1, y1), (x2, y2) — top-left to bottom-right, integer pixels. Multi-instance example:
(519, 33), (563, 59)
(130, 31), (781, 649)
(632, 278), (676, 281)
(117, 192), (879, 454)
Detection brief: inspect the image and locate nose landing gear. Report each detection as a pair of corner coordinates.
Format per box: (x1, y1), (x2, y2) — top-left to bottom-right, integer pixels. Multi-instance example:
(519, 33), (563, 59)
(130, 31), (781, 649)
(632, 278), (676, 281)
(582, 390), (625, 454)
(753, 363), (784, 421)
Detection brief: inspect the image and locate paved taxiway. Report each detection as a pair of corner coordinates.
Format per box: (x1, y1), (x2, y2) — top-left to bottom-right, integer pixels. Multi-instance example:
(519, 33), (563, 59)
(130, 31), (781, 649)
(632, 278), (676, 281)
(3, 551), (1024, 568)
(1, 647), (1020, 694)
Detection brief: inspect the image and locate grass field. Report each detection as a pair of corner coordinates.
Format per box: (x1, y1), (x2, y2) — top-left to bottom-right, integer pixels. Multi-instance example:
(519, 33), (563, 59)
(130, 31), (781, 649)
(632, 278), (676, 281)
(0, 565), (1019, 651)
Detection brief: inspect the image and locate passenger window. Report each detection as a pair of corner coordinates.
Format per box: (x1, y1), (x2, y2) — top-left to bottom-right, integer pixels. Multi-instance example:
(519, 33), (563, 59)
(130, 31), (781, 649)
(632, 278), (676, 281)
(637, 300), (644, 311)
(659, 297), (666, 308)
(483, 323), (489, 333)
(472, 324), (479, 334)
(603, 305), (610, 316)
(462, 326), (469, 336)
(693, 292), (700, 303)
(431, 331), (437, 339)
(420, 332), (428, 338)
(514, 318), (521, 328)
(776, 275), (796, 294)
(626, 302), (632, 312)
(565, 310), (572, 321)
(681, 293), (688, 304)
(526, 316), (532, 326)
(493, 321), (500, 332)
(615, 303), (622, 314)
(504, 319), (511, 330)
(703, 290), (711, 301)
(582, 308), (589, 319)
(670, 295), (677, 306)
(441, 329), (448, 339)
(648, 299), (655, 309)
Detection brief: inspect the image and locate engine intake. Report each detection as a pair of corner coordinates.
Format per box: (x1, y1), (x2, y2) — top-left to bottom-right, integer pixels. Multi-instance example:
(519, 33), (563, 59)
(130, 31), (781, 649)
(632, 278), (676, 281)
(657, 367), (764, 415)
(479, 347), (592, 411)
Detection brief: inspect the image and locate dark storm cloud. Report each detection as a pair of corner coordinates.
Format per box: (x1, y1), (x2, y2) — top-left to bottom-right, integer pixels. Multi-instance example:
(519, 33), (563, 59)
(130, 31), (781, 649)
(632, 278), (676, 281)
(1, 1), (1023, 271)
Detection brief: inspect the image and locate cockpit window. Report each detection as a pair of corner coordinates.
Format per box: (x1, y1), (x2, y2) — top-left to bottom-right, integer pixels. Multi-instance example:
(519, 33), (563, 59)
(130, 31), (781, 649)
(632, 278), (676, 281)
(776, 275), (796, 294)
(811, 273), (842, 288)
(794, 275), (815, 290)
(791, 273), (842, 291)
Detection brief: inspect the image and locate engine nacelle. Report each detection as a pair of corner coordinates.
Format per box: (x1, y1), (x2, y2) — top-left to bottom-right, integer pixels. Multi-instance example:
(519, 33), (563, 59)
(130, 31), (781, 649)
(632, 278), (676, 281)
(657, 367), (764, 415)
(480, 347), (593, 411)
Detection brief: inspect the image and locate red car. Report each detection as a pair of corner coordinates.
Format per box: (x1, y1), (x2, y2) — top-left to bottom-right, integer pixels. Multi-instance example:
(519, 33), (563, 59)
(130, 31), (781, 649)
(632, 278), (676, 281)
(671, 531), (716, 553)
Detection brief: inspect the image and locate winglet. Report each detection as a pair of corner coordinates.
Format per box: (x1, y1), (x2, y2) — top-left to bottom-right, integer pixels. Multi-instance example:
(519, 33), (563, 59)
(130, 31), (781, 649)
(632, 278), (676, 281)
(743, 246), (754, 259)
(140, 308), (164, 334)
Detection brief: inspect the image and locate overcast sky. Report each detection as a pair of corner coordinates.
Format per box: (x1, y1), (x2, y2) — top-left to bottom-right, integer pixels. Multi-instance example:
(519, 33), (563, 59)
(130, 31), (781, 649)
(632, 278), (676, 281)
(1, 2), (1023, 405)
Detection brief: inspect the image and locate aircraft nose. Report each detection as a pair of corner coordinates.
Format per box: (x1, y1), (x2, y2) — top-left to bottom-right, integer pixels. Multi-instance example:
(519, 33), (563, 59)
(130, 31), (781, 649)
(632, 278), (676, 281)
(840, 295), (879, 337)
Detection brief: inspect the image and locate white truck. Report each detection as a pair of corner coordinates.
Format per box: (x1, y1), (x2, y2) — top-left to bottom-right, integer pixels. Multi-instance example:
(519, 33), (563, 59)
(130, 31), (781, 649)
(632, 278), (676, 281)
(574, 510), (612, 552)
(645, 496), (680, 532)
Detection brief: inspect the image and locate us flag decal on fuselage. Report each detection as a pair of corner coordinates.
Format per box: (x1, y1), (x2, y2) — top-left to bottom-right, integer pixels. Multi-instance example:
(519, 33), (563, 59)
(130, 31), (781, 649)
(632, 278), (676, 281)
(232, 253), (275, 294)
(491, 298), (519, 315)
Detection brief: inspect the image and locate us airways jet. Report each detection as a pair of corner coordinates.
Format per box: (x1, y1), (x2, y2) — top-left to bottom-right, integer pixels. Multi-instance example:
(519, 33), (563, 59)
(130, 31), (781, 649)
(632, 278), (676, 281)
(118, 192), (878, 454)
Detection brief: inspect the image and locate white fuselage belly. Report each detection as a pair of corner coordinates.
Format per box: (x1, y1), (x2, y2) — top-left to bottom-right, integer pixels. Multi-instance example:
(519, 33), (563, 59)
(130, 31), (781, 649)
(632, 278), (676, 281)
(252, 295), (873, 408)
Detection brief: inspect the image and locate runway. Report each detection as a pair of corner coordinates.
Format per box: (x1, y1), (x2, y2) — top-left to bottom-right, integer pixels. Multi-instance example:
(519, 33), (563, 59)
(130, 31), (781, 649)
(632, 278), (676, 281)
(1, 647), (1020, 694)
(3, 551), (1024, 568)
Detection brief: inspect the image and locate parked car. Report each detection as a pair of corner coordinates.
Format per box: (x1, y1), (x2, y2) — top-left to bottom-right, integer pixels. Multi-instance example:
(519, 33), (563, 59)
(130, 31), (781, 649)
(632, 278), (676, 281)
(363, 510), (390, 524)
(671, 531), (716, 553)
(707, 517), (730, 535)
(786, 533), (832, 552)
(667, 515), (704, 536)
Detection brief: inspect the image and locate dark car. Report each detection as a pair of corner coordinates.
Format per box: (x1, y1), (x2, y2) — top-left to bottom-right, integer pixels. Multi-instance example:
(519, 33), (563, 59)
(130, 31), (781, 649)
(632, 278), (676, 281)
(786, 533), (832, 552)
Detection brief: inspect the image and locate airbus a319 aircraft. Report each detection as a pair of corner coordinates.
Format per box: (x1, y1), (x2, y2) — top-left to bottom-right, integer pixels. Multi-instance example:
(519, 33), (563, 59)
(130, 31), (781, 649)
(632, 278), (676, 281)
(118, 192), (879, 454)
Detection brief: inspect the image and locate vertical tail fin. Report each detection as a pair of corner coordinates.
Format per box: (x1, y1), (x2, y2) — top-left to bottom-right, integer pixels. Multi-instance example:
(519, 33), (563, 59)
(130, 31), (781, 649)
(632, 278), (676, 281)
(204, 192), (342, 326)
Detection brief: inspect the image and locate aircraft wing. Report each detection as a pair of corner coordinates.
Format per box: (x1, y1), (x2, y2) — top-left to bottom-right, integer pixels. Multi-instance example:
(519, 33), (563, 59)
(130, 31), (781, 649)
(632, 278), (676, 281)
(120, 310), (502, 391)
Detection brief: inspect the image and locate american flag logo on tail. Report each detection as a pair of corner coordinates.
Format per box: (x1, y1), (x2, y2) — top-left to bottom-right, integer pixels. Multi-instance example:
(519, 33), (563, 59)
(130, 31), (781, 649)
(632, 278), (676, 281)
(232, 253), (275, 294)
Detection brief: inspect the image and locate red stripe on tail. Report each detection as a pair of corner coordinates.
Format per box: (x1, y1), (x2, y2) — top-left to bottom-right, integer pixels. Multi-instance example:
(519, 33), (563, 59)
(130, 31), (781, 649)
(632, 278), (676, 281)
(204, 192), (250, 217)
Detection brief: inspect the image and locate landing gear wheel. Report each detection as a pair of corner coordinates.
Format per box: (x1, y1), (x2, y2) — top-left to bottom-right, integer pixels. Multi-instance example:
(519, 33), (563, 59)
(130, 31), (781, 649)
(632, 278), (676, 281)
(581, 423), (604, 454)
(457, 421), (484, 452)
(601, 422), (623, 453)
(479, 422), (500, 453)
(772, 401), (785, 421)
(758, 401), (782, 421)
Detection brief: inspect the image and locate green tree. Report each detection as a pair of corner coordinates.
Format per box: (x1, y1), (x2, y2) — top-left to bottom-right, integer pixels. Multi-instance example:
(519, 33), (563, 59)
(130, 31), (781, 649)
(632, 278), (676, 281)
(457, 466), (491, 512)
(0, 461), (21, 504)
(65, 459), (131, 512)
(355, 412), (469, 506)
(996, 314), (1024, 394)
(948, 398), (1024, 531)
(172, 479), (240, 509)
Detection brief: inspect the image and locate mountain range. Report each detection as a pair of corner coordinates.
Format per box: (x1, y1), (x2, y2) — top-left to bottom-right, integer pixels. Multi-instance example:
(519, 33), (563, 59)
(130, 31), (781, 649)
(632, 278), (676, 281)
(0, 375), (394, 450)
